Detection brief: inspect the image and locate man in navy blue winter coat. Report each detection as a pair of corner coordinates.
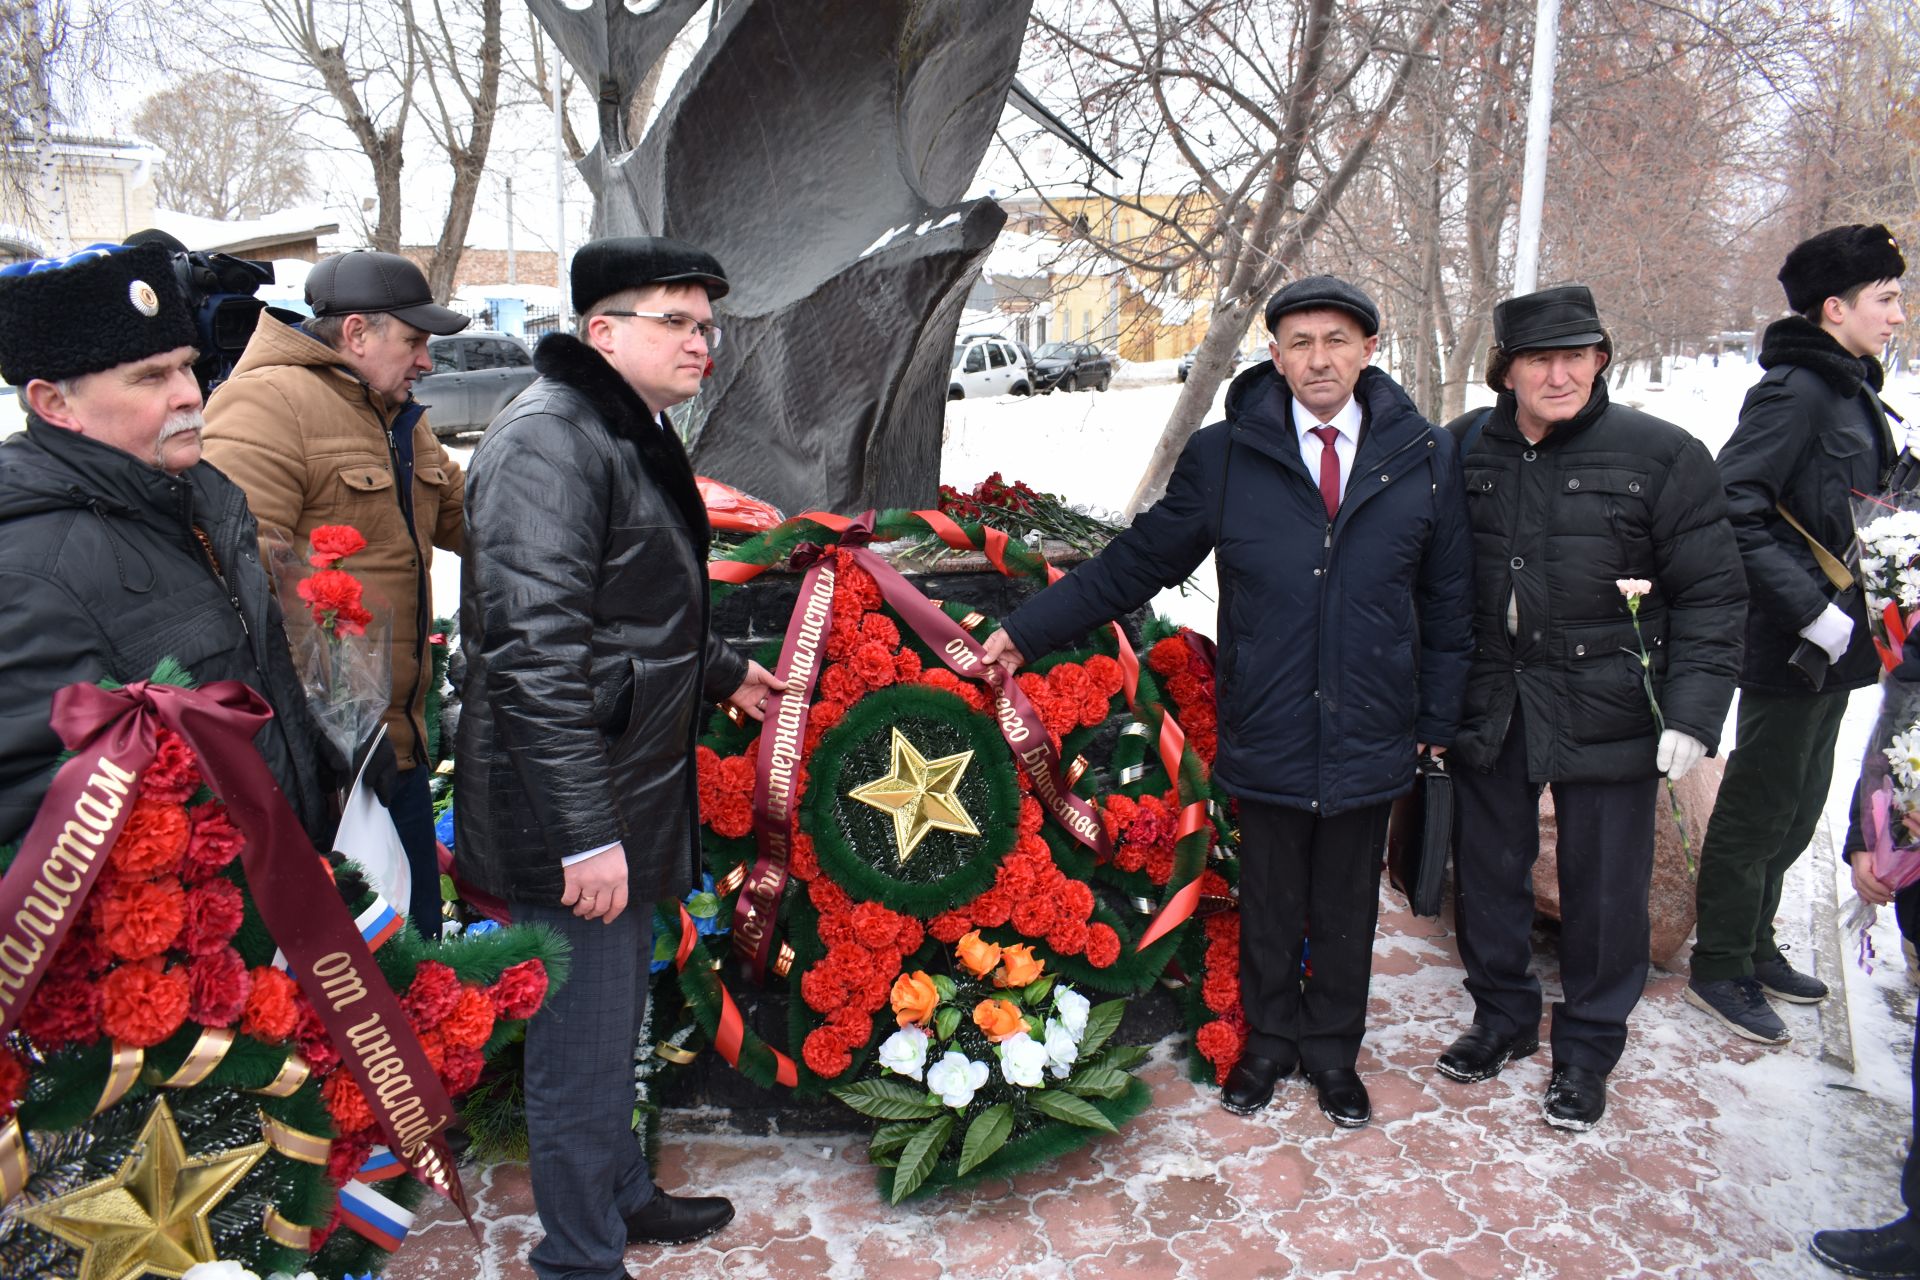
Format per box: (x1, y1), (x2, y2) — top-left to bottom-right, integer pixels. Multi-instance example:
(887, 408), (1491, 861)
(984, 276), (1473, 1129)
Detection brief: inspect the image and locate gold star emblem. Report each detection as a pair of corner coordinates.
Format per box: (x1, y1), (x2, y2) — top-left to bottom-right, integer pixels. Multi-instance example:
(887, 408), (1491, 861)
(20, 1096), (267, 1280)
(848, 728), (980, 863)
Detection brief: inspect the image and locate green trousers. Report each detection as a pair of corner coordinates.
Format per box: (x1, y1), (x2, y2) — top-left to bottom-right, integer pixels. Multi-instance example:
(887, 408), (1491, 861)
(1690, 687), (1851, 981)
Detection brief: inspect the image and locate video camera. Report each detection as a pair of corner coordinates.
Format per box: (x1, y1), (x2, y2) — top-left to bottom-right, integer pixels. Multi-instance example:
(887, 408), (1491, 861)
(124, 229), (277, 396)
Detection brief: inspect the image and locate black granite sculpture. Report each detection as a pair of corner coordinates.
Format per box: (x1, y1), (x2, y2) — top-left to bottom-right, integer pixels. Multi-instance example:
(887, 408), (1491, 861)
(528, 0), (1032, 514)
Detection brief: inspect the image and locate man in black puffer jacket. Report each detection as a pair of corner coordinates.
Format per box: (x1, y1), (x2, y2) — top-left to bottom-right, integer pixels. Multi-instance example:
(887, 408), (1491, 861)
(985, 276), (1473, 1131)
(1437, 286), (1745, 1132)
(456, 237), (782, 1279)
(1686, 224), (1907, 1050)
(0, 242), (333, 849)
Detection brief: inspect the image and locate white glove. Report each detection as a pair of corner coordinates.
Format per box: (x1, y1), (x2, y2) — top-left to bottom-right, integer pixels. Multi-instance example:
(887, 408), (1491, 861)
(1656, 729), (1707, 781)
(1797, 602), (1854, 665)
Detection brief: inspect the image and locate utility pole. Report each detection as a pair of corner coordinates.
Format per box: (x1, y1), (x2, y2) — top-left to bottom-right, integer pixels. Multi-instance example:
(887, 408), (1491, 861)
(553, 36), (569, 326)
(1513, 0), (1561, 295)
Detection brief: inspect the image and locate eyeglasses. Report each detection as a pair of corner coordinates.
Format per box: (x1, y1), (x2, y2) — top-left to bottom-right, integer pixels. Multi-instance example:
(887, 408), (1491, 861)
(599, 310), (723, 350)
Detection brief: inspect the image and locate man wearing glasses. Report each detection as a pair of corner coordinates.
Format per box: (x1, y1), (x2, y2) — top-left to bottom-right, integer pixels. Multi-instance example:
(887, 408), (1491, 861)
(455, 236), (781, 1280)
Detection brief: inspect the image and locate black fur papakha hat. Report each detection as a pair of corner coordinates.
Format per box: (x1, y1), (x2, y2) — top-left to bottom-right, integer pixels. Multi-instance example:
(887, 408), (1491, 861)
(0, 242), (196, 387)
(1778, 224), (1906, 314)
(571, 236), (730, 315)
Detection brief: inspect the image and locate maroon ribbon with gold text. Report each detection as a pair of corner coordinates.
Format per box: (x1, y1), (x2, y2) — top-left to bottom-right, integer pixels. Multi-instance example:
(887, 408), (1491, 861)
(0, 680), (474, 1231)
(732, 518), (864, 979)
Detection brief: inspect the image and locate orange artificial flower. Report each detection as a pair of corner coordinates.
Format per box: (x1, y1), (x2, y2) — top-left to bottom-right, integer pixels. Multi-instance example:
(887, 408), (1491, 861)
(995, 943), (1045, 989)
(890, 970), (940, 1027)
(972, 997), (1025, 1043)
(955, 930), (1001, 978)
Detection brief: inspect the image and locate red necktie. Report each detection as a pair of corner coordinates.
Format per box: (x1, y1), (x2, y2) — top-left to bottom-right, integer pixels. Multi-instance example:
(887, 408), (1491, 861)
(1310, 424), (1341, 522)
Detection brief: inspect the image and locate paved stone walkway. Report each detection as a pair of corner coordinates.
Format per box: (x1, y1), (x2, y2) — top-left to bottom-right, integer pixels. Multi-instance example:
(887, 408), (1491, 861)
(386, 881), (1913, 1280)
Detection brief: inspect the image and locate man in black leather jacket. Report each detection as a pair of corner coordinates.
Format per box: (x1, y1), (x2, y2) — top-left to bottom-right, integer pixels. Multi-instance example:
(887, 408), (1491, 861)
(1687, 224), (1907, 1047)
(0, 243), (332, 849)
(455, 237), (780, 1279)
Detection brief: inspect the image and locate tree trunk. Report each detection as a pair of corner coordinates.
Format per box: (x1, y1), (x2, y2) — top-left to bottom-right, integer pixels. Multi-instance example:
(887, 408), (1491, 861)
(425, 0), (504, 301)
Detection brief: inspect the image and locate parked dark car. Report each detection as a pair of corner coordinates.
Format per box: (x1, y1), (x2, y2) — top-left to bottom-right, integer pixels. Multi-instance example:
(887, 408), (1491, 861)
(414, 331), (537, 437)
(1032, 341), (1114, 393)
(1178, 345), (1266, 382)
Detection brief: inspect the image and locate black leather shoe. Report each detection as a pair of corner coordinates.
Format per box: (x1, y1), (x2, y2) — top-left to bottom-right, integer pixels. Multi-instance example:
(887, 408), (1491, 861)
(1810, 1220), (1920, 1278)
(1542, 1064), (1606, 1131)
(626, 1191), (735, 1246)
(1436, 1024), (1540, 1083)
(1221, 1049), (1297, 1115)
(1307, 1068), (1370, 1128)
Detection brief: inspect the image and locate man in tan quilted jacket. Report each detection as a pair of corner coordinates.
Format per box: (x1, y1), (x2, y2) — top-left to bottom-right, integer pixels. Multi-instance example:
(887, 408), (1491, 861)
(203, 250), (470, 939)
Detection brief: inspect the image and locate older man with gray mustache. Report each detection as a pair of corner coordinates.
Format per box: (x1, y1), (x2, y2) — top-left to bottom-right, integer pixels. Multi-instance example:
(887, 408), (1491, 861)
(0, 241), (335, 847)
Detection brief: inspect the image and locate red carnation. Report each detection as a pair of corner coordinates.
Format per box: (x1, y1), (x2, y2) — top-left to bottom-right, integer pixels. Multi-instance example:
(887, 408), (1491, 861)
(800, 964), (851, 1013)
(183, 804), (245, 878)
(47, 924), (108, 981)
(441, 1044), (486, 1095)
(1046, 919), (1090, 955)
(1011, 896), (1057, 938)
(819, 664), (864, 706)
(485, 960), (549, 1021)
(968, 889), (1013, 928)
(100, 963), (190, 1047)
(323, 1070), (376, 1134)
(298, 568), (373, 636)
(1195, 1018), (1245, 1079)
(1204, 911), (1240, 947)
(98, 876), (188, 961)
(1059, 880), (1095, 921)
(1079, 693), (1110, 728)
(308, 523), (369, 568)
(1148, 637), (1187, 675)
(893, 649), (923, 681)
(20, 975), (102, 1049)
(709, 794), (754, 839)
(811, 701), (846, 731)
(860, 613), (900, 649)
(802, 1025), (853, 1078)
(1018, 796), (1045, 836)
(851, 902), (901, 950)
(404, 961), (463, 1028)
(180, 878), (246, 956)
(110, 797), (190, 877)
(139, 729), (202, 804)
(242, 966), (302, 1041)
(1112, 840), (1147, 874)
(0, 1048), (26, 1120)
(1049, 663), (1091, 702)
(444, 987), (497, 1051)
(1201, 970), (1240, 1015)
(326, 1134), (374, 1188)
(927, 910), (972, 943)
(1084, 923), (1121, 968)
(1144, 845), (1177, 886)
(188, 947), (251, 1026)
(809, 878), (852, 915)
(894, 916), (924, 955)
(716, 755), (755, 797)
(918, 668), (966, 697)
(850, 642), (897, 690)
(1084, 655), (1125, 699)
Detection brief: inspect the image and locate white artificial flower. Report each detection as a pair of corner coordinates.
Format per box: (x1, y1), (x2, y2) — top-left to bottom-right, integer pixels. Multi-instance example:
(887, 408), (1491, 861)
(1042, 1018), (1079, 1079)
(876, 1025), (930, 1082)
(1053, 985), (1090, 1041)
(998, 1031), (1048, 1088)
(926, 1051), (990, 1109)
(1614, 577), (1652, 599)
(183, 1266), (260, 1280)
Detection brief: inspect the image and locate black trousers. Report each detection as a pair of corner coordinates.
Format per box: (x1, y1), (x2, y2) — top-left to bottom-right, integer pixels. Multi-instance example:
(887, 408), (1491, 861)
(388, 766), (444, 940)
(1453, 710), (1656, 1074)
(1236, 796), (1392, 1073)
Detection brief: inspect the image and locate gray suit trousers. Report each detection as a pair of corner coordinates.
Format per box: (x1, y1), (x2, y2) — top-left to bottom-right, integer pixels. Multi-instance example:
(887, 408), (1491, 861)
(519, 899), (658, 1280)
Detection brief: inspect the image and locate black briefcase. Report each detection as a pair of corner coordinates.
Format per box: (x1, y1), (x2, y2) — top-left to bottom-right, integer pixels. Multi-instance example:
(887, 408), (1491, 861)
(1386, 753), (1453, 917)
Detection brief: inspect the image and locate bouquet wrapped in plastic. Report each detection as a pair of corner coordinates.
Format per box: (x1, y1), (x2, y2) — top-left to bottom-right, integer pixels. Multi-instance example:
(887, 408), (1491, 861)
(269, 524), (391, 765)
(1853, 492), (1920, 672)
(1857, 680), (1920, 896)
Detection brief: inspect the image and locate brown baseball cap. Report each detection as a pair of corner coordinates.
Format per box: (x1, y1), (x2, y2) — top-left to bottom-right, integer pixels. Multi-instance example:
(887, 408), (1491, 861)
(306, 251), (470, 335)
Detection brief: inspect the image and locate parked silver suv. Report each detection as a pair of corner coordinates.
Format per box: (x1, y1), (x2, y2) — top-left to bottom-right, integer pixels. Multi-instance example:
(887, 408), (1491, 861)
(415, 331), (537, 437)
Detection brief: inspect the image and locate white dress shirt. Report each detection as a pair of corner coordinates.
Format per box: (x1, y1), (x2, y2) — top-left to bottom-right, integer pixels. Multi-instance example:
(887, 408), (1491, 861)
(1291, 393), (1362, 504)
